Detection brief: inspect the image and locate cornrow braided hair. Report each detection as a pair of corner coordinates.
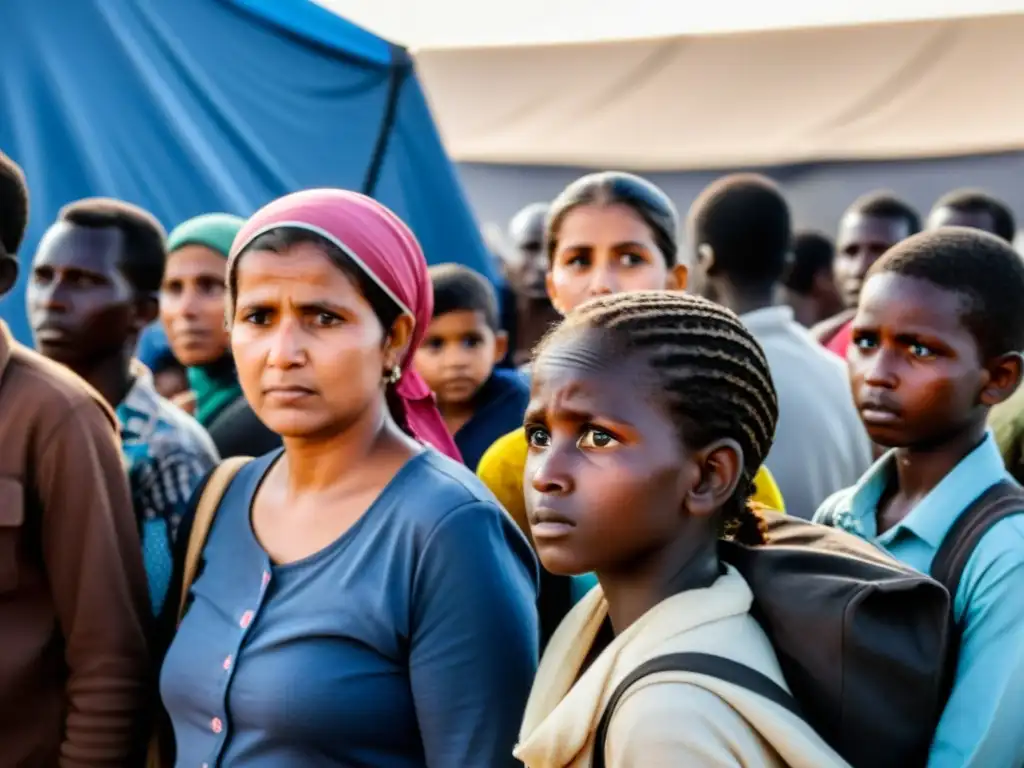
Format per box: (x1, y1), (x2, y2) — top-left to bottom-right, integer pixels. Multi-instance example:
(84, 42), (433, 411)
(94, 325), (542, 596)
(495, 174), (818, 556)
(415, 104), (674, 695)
(543, 290), (779, 545)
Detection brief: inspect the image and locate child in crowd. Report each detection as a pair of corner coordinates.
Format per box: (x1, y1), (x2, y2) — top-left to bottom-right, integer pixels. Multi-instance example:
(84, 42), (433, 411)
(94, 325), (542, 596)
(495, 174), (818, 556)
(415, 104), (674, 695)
(476, 171), (785, 648)
(516, 291), (844, 767)
(815, 228), (1024, 768)
(415, 264), (529, 470)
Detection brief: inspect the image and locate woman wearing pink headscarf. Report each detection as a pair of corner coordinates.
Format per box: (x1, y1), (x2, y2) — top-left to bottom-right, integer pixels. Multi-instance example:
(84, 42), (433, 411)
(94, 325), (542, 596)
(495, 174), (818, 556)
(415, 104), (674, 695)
(159, 190), (539, 767)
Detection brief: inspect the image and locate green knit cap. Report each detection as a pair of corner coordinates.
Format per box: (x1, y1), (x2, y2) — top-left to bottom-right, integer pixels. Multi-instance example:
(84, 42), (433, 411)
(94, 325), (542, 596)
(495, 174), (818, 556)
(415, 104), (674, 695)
(166, 212), (246, 258)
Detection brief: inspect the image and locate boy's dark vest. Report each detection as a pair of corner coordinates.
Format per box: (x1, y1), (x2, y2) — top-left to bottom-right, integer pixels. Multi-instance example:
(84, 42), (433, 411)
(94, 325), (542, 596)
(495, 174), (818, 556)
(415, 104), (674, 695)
(593, 489), (1024, 768)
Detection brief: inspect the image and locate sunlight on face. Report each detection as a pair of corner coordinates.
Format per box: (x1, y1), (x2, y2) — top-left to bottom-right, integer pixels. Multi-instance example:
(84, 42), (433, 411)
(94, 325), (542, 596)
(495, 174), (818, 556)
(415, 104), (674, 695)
(547, 204), (679, 314)
(230, 242), (392, 440)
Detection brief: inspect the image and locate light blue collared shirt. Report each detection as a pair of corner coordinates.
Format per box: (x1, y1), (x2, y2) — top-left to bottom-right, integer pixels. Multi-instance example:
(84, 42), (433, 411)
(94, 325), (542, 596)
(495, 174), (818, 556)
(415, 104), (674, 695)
(815, 432), (1024, 768)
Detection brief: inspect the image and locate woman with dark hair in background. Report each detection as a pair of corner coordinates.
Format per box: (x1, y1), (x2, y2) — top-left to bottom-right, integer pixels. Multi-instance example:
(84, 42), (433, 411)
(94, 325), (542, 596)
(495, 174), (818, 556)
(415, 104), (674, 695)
(159, 190), (538, 767)
(160, 213), (281, 457)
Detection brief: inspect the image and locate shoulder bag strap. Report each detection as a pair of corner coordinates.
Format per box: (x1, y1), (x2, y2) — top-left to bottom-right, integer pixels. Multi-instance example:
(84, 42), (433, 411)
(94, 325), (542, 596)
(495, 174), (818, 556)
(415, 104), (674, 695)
(148, 456), (252, 768)
(591, 652), (801, 768)
(930, 480), (1024, 609)
(176, 456), (252, 623)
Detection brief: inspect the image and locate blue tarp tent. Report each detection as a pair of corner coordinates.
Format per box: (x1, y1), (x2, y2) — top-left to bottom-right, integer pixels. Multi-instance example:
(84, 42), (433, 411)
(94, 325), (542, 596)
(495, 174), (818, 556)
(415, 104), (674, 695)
(0, 0), (493, 344)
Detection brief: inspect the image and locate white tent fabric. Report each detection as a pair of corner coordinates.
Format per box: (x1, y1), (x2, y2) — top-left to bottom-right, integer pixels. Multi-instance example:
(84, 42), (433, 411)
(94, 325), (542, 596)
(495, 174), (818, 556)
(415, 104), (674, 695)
(306, 1), (1024, 249)
(411, 13), (1024, 170)
(312, 2), (1024, 171)
(313, 0), (1024, 48)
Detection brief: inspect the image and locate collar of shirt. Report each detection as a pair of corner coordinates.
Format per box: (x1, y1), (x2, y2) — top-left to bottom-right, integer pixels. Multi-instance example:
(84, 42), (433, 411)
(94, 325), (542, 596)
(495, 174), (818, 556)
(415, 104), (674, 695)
(846, 431), (1009, 553)
(116, 361), (161, 447)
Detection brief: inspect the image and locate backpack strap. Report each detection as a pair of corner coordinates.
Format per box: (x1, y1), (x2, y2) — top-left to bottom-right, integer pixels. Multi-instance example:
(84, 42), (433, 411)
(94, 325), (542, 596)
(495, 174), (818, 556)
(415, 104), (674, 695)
(591, 652), (802, 768)
(176, 456), (252, 624)
(148, 457), (252, 768)
(930, 480), (1024, 612)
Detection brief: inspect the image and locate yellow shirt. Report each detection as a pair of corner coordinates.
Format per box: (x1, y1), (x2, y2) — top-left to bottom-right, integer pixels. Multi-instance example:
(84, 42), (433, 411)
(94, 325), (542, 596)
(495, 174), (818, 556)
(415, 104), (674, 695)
(989, 385), (1024, 485)
(477, 427), (785, 543)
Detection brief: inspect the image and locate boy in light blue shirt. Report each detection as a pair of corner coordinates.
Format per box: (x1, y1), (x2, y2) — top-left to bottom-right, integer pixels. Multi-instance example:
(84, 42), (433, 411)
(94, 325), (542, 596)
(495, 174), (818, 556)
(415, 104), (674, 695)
(814, 227), (1024, 768)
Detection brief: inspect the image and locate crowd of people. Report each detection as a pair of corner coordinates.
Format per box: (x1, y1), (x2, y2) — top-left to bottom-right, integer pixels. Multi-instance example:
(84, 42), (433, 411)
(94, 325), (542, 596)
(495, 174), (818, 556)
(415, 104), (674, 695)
(1, 142), (1023, 768)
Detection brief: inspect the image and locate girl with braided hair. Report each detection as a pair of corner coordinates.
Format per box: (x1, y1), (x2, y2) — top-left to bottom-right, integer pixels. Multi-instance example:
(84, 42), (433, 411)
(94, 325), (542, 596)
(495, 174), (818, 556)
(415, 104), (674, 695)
(476, 171), (786, 648)
(514, 291), (848, 768)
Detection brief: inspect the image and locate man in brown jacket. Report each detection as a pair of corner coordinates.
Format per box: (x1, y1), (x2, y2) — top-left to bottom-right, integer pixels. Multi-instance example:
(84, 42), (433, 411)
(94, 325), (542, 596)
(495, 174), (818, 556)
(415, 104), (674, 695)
(0, 152), (151, 765)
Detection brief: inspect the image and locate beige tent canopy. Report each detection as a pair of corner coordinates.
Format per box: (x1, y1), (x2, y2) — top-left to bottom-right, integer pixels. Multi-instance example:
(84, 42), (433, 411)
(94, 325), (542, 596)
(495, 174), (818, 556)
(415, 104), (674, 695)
(315, 0), (1024, 48)
(412, 13), (1024, 170)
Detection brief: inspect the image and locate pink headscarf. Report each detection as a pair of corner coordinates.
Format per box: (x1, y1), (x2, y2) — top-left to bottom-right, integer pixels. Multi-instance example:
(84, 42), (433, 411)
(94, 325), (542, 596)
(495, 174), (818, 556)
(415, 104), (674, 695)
(230, 189), (462, 462)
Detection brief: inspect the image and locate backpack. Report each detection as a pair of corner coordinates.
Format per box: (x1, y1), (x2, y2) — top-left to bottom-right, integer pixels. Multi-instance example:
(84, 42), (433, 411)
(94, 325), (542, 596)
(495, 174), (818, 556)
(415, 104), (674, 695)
(816, 478), (1024, 677)
(927, 480), (1024, 661)
(594, 510), (951, 768)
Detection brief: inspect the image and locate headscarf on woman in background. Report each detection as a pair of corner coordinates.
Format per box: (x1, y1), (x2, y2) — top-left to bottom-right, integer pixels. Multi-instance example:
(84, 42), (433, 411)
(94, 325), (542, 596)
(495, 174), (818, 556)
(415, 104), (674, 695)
(160, 213), (280, 457)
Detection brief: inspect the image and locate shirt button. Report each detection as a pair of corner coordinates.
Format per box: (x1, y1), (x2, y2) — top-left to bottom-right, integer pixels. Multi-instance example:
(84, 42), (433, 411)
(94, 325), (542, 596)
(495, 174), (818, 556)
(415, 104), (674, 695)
(223, 655), (232, 671)
(211, 717), (223, 734)
(239, 610), (254, 629)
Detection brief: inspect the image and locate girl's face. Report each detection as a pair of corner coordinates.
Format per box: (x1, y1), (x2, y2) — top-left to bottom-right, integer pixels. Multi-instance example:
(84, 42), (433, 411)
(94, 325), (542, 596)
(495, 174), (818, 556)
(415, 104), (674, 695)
(160, 245), (231, 367)
(230, 242), (410, 441)
(523, 330), (701, 577)
(546, 203), (687, 315)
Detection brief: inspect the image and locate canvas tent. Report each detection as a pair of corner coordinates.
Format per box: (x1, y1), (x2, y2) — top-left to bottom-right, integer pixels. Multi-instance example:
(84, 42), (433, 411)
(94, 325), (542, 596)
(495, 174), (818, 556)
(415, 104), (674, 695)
(317, 0), (1024, 242)
(416, 14), (1024, 170)
(407, 11), (1024, 239)
(0, 0), (492, 344)
(314, 0), (1024, 49)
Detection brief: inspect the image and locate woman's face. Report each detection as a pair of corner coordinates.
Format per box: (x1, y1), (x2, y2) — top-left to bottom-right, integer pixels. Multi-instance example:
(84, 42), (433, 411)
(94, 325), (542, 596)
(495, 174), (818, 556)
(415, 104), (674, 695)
(230, 242), (408, 440)
(546, 203), (687, 314)
(160, 245), (231, 367)
(523, 330), (699, 576)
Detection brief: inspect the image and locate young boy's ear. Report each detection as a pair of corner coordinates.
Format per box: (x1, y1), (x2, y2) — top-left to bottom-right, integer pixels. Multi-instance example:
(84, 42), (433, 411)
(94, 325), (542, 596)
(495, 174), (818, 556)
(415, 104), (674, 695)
(493, 330), (509, 365)
(980, 352), (1024, 406)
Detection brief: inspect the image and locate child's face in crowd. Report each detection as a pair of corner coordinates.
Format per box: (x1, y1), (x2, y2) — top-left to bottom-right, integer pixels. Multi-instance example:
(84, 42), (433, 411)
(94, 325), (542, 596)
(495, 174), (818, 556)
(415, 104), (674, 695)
(160, 245), (231, 367)
(523, 332), (711, 577)
(547, 203), (685, 315)
(835, 213), (913, 310)
(414, 310), (506, 407)
(849, 273), (1019, 448)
